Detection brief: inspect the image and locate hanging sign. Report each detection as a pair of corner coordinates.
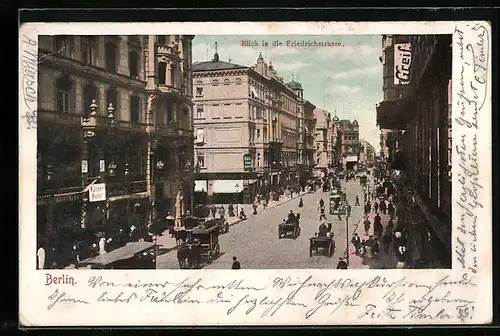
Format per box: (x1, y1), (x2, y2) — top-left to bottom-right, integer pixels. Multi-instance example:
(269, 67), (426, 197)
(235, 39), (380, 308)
(81, 160), (88, 173)
(243, 153), (253, 172)
(99, 160), (106, 172)
(394, 43), (412, 85)
(89, 183), (106, 202)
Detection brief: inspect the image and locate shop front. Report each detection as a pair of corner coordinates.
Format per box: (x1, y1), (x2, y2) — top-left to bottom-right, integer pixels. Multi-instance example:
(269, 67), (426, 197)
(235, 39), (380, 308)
(211, 179), (245, 204)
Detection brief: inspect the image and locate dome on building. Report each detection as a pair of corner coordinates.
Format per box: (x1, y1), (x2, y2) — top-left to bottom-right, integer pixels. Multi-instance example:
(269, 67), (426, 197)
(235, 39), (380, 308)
(353, 119), (359, 126)
(286, 80), (303, 91)
(332, 115), (340, 123)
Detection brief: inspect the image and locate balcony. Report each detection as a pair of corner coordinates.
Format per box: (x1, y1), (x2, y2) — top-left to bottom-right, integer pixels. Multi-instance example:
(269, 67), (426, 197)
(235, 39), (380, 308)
(157, 44), (178, 56)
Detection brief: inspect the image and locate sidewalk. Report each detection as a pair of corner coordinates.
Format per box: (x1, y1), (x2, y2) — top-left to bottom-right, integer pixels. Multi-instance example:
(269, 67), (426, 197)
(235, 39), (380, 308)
(347, 200), (399, 269)
(155, 191), (309, 252)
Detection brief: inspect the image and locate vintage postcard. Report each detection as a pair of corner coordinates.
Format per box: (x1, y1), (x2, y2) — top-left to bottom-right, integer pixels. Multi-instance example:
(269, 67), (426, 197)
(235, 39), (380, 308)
(19, 21), (492, 326)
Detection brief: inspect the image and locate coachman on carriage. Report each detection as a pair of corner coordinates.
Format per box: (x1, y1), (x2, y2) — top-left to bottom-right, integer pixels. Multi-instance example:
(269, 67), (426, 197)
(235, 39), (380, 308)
(278, 212), (301, 239)
(309, 222), (335, 257)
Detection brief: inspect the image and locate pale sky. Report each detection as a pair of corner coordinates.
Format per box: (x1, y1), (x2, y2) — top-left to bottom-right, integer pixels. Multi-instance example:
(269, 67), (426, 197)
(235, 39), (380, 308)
(192, 35), (383, 152)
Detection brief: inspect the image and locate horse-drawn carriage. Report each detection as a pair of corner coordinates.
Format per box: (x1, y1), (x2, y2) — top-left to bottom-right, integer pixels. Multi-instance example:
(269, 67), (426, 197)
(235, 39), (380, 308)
(309, 235), (335, 258)
(278, 213), (301, 239)
(278, 221), (300, 239)
(177, 225), (220, 269)
(205, 217), (229, 234)
(329, 191), (346, 215)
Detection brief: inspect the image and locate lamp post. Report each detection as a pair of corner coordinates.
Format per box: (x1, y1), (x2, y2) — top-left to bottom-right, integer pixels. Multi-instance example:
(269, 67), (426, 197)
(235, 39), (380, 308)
(81, 100), (98, 229)
(193, 160), (200, 214)
(345, 215), (350, 266)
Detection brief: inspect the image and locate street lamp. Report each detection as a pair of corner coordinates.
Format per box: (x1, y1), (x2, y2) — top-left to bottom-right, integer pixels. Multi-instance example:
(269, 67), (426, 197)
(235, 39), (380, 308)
(345, 215), (350, 266)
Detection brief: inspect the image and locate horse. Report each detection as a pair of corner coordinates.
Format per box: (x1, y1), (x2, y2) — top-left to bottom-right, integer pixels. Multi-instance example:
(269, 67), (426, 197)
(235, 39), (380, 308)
(176, 243), (201, 269)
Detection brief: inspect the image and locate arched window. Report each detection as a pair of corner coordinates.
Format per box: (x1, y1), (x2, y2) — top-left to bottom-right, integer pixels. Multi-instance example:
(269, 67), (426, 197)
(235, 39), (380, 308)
(130, 95), (141, 122)
(158, 62), (167, 85)
(129, 51), (140, 78)
(106, 88), (119, 114)
(212, 79), (219, 86)
(56, 76), (73, 113)
(83, 83), (98, 115)
(81, 36), (96, 65)
(105, 42), (118, 73)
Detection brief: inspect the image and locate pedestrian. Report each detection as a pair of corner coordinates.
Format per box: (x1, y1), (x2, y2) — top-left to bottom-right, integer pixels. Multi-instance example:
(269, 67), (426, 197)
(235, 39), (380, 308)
(355, 195), (360, 206)
(388, 202), (395, 217)
(373, 238), (380, 257)
(252, 202), (258, 215)
(337, 211), (342, 221)
(228, 203), (235, 217)
(263, 198), (268, 209)
(364, 203), (370, 215)
(365, 235), (375, 258)
(363, 216), (371, 236)
(298, 197), (304, 208)
(99, 236), (107, 255)
(346, 203), (351, 217)
(219, 205), (226, 219)
(319, 198), (325, 209)
(211, 204), (217, 219)
(319, 206), (327, 220)
(380, 201), (387, 215)
(336, 257), (348, 269)
(382, 233), (391, 253)
(374, 200), (379, 213)
(351, 233), (362, 253)
(37, 244), (46, 270)
(231, 256), (241, 269)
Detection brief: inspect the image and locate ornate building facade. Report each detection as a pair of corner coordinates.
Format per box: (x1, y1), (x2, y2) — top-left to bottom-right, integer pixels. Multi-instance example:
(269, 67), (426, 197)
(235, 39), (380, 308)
(37, 35), (194, 239)
(192, 51), (304, 203)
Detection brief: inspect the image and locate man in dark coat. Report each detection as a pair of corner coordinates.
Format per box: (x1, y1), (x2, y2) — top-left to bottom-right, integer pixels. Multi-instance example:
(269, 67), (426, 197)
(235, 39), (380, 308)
(336, 257), (348, 269)
(351, 233), (362, 253)
(231, 256), (241, 269)
(211, 205), (217, 219)
(355, 195), (360, 206)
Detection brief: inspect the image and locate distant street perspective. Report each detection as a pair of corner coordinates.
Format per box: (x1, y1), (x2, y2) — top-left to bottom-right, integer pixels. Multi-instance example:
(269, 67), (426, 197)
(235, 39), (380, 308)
(36, 34), (452, 270)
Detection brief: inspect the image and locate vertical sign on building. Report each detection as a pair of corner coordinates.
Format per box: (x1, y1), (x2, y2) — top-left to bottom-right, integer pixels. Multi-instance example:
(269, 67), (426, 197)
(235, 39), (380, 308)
(243, 153), (253, 172)
(394, 43), (412, 85)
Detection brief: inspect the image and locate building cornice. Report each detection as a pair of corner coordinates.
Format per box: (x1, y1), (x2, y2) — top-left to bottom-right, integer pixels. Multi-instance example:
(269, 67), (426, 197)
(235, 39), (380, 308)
(193, 68), (249, 78)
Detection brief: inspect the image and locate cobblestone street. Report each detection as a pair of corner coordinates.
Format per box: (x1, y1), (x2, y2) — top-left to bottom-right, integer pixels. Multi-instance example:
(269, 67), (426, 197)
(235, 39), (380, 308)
(156, 180), (368, 269)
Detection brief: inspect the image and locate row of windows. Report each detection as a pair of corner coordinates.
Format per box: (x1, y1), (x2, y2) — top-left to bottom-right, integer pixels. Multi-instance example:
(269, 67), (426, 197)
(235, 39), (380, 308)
(56, 75), (141, 122)
(53, 36), (141, 78)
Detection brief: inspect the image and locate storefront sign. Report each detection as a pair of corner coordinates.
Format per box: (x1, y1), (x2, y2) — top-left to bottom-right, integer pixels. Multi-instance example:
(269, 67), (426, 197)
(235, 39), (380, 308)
(89, 183), (106, 202)
(394, 43), (412, 85)
(99, 160), (106, 173)
(243, 153), (253, 172)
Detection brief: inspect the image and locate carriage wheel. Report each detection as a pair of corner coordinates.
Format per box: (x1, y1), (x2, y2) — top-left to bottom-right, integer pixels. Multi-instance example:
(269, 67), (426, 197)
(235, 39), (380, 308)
(278, 230), (281, 239)
(214, 243), (220, 256)
(207, 251), (213, 263)
(309, 244), (313, 257)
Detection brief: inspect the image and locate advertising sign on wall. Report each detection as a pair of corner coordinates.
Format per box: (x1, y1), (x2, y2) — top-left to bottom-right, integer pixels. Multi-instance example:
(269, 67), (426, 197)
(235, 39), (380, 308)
(394, 43), (412, 85)
(243, 153), (253, 172)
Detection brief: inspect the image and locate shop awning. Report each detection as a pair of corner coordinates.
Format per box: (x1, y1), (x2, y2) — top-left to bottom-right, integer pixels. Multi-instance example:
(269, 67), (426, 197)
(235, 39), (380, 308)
(195, 180), (207, 192)
(376, 97), (416, 130)
(212, 180), (244, 193)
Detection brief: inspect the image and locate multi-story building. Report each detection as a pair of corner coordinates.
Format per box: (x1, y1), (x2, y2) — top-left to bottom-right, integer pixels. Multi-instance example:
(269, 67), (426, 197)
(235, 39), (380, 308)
(338, 119), (360, 170)
(192, 51), (303, 204)
(300, 100), (317, 183)
(359, 139), (376, 164)
(375, 34), (452, 267)
(37, 35), (194, 240)
(376, 35), (415, 163)
(312, 108), (332, 177)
